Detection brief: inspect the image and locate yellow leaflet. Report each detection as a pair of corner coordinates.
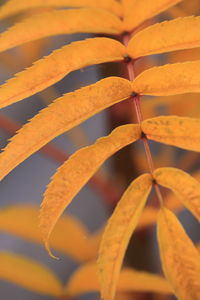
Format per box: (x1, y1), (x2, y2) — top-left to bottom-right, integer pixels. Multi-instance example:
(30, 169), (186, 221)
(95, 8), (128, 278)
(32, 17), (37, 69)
(40, 124), (141, 255)
(0, 37), (126, 109)
(0, 77), (132, 181)
(122, 0), (182, 31)
(65, 262), (171, 296)
(157, 208), (200, 300)
(128, 16), (200, 58)
(132, 60), (200, 96)
(98, 174), (152, 300)
(0, 8), (123, 53)
(0, 0), (122, 19)
(154, 168), (200, 221)
(0, 205), (96, 262)
(142, 116), (200, 152)
(0, 252), (63, 296)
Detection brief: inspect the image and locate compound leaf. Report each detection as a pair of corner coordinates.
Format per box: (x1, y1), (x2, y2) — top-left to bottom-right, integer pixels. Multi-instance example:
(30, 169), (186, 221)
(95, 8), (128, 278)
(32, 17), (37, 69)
(0, 37), (126, 109)
(40, 124), (141, 255)
(128, 16), (200, 58)
(122, 0), (182, 31)
(142, 116), (200, 152)
(98, 174), (152, 300)
(65, 262), (172, 296)
(132, 60), (200, 96)
(0, 252), (63, 296)
(0, 77), (132, 181)
(0, 0), (122, 19)
(154, 168), (200, 221)
(157, 208), (200, 300)
(0, 8), (123, 52)
(0, 205), (96, 261)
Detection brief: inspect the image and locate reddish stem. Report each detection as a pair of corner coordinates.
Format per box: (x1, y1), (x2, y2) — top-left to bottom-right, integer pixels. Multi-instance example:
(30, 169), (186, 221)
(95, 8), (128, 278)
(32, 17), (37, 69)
(122, 33), (164, 206)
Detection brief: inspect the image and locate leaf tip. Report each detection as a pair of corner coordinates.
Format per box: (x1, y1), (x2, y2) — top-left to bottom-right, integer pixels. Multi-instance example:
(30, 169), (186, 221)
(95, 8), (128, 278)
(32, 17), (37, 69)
(45, 241), (60, 260)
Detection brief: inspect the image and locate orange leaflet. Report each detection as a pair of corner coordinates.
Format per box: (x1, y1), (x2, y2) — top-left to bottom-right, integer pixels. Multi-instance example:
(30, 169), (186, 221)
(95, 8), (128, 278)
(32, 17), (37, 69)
(0, 252), (63, 296)
(132, 60), (200, 96)
(39, 124), (141, 256)
(0, 37), (126, 109)
(98, 174), (152, 300)
(157, 208), (200, 300)
(122, 0), (182, 31)
(0, 8), (123, 52)
(0, 77), (132, 181)
(154, 168), (200, 221)
(128, 16), (200, 58)
(0, 0), (122, 19)
(142, 116), (200, 152)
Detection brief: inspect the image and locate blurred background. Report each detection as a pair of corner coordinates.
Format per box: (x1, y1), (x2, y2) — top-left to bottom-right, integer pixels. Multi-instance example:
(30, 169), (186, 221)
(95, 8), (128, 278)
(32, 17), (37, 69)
(0, 1), (199, 299)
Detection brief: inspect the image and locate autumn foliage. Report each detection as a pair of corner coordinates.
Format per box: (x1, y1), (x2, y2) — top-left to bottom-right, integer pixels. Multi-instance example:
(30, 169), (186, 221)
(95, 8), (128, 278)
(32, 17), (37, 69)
(0, 0), (199, 300)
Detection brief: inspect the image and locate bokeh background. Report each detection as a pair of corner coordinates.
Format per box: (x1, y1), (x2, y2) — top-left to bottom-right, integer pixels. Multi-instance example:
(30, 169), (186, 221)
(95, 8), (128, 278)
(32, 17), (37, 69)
(0, 1), (199, 299)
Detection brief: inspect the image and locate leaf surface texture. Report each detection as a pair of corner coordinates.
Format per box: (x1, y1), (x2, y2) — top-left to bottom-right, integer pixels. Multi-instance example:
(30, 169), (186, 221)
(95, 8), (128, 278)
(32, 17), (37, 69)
(157, 208), (200, 300)
(0, 0), (122, 19)
(0, 8), (123, 52)
(0, 37), (126, 109)
(0, 77), (132, 181)
(128, 16), (200, 58)
(98, 174), (152, 300)
(154, 168), (200, 220)
(122, 0), (182, 31)
(132, 60), (200, 96)
(40, 124), (141, 253)
(142, 116), (200, 152)
(0, 252), (62, 296)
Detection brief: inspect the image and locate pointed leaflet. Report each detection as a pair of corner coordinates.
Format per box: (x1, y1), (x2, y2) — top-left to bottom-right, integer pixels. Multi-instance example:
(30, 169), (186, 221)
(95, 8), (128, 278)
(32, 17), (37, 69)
(0, 37), (126, 109)
(0, 8), (123, 53)
(0, 205), (96, 261)
(0, 77), (133, 181)
(65, 262), (171, 296)
(98, 174), (152, 300)
(142, 116), (200, 152)
(0, 252), (63, 296)
(154, 168), (200, 221)
(132, 60), (200, 96)
(122, 0), (182, 31)
(40, 124), (141, 253)
(157, 208), (200, 300)
(0, 0), (122, 19)
(128, 16), (200, 58)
